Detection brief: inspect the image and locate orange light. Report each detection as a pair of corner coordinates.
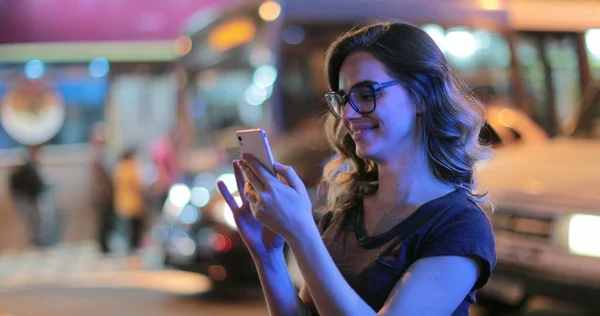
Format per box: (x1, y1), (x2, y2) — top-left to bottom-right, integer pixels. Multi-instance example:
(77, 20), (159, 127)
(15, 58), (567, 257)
(173, 36), (192, 56)
(258, 1), (281, 21)
(498, 108), (515, 127)
(208, 18), (256, 52)
(208, 265), (227, 281)
(479, 0), (501, 10)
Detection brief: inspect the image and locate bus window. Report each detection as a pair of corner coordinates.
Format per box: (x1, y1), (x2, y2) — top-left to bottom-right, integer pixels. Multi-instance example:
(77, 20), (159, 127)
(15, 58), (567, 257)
(280, 24), (515, 130)
(281, 24), (351, 129)
(445, 28), (513, 102)
(586, 29), (600, 81)
(515, 32), (582, 136)
(180, 4), (276, 147)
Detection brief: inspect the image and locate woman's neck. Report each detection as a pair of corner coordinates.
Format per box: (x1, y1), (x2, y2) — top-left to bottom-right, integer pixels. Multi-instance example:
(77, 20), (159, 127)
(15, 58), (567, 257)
(372, 148), (453, 209)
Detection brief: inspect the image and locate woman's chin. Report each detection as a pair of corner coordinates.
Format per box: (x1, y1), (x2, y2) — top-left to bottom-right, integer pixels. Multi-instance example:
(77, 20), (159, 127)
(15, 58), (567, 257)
(355, 145), (375, 160)
(356, 142), (390, 162)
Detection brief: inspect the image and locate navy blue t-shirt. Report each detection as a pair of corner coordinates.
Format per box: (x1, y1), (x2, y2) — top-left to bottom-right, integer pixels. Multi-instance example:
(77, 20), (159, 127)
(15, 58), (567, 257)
(316, 189), (496, 315)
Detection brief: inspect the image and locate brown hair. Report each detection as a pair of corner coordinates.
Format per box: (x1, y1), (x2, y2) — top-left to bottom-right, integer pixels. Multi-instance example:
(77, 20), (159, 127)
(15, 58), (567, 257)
(320, 21), (490, 213)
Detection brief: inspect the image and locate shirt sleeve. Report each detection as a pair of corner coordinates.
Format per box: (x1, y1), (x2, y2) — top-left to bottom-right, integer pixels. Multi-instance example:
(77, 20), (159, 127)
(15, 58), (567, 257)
(417, 207), (496, 290)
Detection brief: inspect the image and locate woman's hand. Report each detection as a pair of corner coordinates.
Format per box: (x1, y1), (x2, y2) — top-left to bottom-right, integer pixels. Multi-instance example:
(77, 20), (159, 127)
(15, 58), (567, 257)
(238, 153), (315, 241)
(217, 160), (284, 259)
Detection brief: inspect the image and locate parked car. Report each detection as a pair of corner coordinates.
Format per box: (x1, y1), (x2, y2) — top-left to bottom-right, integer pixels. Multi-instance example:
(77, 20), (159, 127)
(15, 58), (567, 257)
(151, 121), (331, 290)
(476, 93), (600, 313)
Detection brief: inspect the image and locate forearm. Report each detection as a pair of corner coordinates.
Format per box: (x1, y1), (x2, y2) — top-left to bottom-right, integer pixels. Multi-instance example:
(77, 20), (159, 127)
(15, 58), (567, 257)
(287, 224), (376, 316)
(252, 249), (312, 316)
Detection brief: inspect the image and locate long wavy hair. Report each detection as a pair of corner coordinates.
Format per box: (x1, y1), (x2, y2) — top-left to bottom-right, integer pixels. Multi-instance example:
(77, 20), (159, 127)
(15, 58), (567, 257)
(320, 21), (491, 214)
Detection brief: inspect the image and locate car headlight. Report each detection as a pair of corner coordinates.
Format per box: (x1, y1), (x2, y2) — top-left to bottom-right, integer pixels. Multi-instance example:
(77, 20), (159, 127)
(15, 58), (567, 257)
(168, 184), (192, 207)
(167, 228), (196, 258)
(216, 172), (238, 194)
(190, 186), (211, 208)
(212, 196), (241, 230)
(179, 205), (201, 224)
(163, 199), (183, 219)
(163, 198), (201, 225)
(568, 214), (600, 258)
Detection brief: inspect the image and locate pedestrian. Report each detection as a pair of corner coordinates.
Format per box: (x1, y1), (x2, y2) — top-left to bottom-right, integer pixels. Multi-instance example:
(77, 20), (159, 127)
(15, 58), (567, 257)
(9, 145), (61, 246)
(113, 147), (145, 253)
(218, 21), (496, 316)
(90, 122), (115, 253)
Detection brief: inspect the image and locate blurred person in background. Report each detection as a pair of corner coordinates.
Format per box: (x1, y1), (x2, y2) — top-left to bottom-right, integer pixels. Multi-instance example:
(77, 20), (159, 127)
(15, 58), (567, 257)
(113, 147), (146, 253)
(90, 122), (115, 254)
(9, 144), (60, 246)
(150, 131), (179, 206)
(218, 22), (495, 316)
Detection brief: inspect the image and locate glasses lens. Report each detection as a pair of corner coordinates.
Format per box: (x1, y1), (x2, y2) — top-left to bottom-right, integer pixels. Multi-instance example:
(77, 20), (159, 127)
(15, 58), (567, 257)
(349, 86), (376, 113)
(325, 93), (344, 117)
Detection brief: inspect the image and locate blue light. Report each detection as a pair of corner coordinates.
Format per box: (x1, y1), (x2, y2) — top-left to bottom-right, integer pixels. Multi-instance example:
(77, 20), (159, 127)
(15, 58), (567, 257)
(179, 205), (200, 225)
(89, 57), (110, 78)
(282, 25), (305, 45)
(252, 65), (277, 88)
(24, 60), (45, 79)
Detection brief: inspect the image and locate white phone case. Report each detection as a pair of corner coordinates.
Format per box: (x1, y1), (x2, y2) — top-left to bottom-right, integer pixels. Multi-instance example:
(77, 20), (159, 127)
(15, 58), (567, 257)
(236, 128), (276, 175)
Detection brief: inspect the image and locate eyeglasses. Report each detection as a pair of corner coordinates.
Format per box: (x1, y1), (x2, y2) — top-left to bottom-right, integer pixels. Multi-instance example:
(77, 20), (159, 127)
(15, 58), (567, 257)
(324, 80), (402, 118)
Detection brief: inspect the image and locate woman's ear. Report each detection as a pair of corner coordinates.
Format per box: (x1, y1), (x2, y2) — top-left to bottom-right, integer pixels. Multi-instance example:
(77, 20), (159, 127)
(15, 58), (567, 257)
(416, 106), (423, 116)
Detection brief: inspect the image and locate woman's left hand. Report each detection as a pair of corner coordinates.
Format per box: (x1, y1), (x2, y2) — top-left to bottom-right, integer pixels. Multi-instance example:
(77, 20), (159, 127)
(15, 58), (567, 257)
(239, 153), (314, 240)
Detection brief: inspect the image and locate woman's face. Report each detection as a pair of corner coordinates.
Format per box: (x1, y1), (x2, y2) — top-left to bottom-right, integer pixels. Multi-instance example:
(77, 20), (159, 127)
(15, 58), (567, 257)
(338, 51), (420, 162)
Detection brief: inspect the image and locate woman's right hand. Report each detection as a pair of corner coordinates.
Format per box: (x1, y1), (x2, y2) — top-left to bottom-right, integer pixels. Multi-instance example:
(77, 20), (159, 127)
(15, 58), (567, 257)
(217, 160), (285, 259)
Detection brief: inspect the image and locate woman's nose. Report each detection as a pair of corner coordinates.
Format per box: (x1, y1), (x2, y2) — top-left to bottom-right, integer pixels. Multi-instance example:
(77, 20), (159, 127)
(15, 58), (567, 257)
(341, 101), (362, 120)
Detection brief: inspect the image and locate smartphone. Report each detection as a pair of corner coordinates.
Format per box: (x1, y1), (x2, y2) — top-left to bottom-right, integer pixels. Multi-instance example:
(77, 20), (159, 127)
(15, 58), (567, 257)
(236, 128), (276, 175)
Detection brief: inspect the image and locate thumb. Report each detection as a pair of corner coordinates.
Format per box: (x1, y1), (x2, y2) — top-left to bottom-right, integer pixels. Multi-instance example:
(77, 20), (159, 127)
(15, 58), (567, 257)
(273, 162), (304, 190)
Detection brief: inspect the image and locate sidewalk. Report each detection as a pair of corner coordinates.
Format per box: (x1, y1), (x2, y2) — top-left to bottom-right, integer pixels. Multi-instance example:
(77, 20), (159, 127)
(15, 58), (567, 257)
(0, 236), (210, 294)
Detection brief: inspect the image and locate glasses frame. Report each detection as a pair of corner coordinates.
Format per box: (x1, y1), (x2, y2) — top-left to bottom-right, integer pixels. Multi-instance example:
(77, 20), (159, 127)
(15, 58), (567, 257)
(325, 80), (402, 118)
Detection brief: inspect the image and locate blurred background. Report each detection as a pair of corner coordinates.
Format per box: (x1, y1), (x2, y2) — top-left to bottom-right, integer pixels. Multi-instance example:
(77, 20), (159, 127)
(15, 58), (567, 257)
(0, 0), (599, 315)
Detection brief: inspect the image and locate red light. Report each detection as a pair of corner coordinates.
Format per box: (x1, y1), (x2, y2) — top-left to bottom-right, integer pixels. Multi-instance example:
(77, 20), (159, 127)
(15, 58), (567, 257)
(212, 234), (232, 252)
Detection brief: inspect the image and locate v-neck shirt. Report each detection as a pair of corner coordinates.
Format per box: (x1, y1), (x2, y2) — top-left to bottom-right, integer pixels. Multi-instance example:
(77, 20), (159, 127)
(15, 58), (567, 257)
(316, 189), (496, 315)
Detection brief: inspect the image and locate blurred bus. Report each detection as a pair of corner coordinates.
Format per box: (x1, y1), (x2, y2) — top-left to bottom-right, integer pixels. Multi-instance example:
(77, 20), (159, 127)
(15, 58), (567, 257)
(177, 0), (600, 146)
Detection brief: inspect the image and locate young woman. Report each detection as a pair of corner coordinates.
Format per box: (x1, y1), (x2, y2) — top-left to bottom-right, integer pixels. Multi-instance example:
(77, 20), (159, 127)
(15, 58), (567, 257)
(218, 21), (496, 316)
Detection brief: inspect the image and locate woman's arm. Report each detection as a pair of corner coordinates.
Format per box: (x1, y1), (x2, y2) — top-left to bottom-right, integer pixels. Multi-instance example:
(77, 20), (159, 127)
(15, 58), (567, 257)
(287, 223), (375, 316)
(237, 156), (488, 315)
(378, 255), (479, 315)
(252, 249), (312, 316)
(287, 223), (481, 316)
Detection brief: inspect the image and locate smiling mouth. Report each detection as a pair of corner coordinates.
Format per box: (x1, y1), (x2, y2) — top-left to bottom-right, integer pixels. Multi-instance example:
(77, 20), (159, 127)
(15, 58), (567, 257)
(351, 126), (378, 136)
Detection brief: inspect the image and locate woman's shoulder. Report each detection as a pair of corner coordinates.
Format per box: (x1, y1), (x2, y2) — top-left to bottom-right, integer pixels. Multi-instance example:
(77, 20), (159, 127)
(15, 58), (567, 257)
(419, 189), (494, 245)
(433, 188), (491, 221)
(417, 189), (497, 289)
(414, 188), (494, 243)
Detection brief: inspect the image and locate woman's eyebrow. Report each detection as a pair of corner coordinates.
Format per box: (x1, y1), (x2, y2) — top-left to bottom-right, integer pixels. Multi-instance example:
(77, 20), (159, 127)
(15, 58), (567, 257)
(352, 80), (377, 88)
(339, 80), (377, 92)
